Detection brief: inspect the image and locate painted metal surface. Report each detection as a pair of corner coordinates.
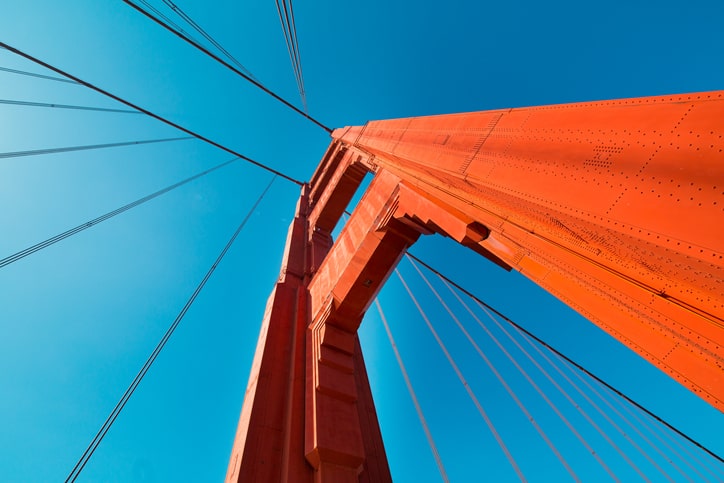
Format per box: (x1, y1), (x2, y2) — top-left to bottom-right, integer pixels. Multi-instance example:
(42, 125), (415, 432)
(229, 91), (723, 481)
(334, 91), (724, 411)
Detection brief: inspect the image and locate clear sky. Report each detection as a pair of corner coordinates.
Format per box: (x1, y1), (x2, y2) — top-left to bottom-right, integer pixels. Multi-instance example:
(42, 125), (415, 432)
(0, 0), (722, 481)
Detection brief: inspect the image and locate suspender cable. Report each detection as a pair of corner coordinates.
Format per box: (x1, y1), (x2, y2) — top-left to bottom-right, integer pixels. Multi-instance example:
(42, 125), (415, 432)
(516, 318), (674, 481)
(287, 0), (305, 108)
(478, 299), (648, 480)
(395, 267), (526, 482)
(0, 98), (140, 113)
(436, 273), (620, 480)
(0, 157), (238, 269)
(161, 0), (258, 81)
(122, 0), (330, 133)
(0, 137), (190, 160)
(274, 0), (307, 111)
(137, 0), (195, 42)
(406, 252), (724, 465)
(0, 41), (305, 186)
(274, 0), (299, 96)
(65, 175), (276, 483)
(554, 353), (694, 482)
(432, 269), (611, 479)
(374, 299), (449, 483)
(406, 255), (579, 482)
(611, 392), (720, 481)
(0, 65), (79, 84)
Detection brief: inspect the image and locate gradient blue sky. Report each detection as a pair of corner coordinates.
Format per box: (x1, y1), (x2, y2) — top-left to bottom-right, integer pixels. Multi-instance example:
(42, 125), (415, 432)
(0, 1), (722, 481)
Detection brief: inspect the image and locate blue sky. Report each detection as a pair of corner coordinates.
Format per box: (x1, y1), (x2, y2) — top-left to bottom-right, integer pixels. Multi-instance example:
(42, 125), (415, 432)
(0, 0), (722, 481)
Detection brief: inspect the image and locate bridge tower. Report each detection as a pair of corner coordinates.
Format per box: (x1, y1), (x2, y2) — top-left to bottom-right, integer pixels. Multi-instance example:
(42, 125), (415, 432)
(226, 91), (724, 482)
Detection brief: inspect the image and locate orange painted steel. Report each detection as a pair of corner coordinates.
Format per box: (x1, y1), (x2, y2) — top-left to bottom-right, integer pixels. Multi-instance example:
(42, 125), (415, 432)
(228, 91), (724, 481)
(333, 91), (724, 411)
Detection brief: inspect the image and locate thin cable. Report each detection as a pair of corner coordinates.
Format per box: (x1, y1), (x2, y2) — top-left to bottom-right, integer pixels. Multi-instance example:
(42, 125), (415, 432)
(406, 252), (724, 465)
(161, 0), (258, 81)
(406, 255), (579, 482)
(0, 41), (304, 185)
(138, 0), (196, 41)
(274, 1), (300, 91)
(373, 299), (449, 483)
(287, 0), (307, 111)
(0, 65), (79, 84)
(0, 98), (140, 113)
(516, 319), (674, 481)
(612, 393), (721, 481)
(435, 270), (615, 479)
(122, 0), (330, 133)
(554, 351), (695, 482)
(65, 175), (276, 483)
(0, 137), (189, 160)
(395, 267), (526, 482)
(274, 0), (306, 111)
(470, 291), (624, 480)
(0, 157), (238, 269)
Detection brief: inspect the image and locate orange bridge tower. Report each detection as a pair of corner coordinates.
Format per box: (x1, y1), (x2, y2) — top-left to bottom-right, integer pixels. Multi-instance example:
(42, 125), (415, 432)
(226, 91), (724, 482)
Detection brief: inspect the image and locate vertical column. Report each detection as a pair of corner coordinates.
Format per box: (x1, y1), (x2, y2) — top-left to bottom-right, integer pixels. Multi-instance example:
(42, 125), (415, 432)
(226, 187), (314, 483)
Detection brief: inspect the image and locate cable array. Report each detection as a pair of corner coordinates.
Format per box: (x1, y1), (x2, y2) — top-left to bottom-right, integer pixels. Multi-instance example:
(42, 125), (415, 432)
(160, 0), (258, 81)
(374, 299), (449, 483)
(407, 255), (579, 481)
(406, 253), (723, 465)
(274, 0), (307, 111)
(0, 157), (239, 269)
(65, 176), (276, 483)
(374, 252), (723, 480)
(0, 41), (304, 185)
(394, 266), (526, 481)
(123, 0), (330, 132)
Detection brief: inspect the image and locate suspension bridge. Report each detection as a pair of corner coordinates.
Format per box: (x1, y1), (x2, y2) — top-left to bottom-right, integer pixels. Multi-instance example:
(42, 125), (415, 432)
(1, 1), (722, 482)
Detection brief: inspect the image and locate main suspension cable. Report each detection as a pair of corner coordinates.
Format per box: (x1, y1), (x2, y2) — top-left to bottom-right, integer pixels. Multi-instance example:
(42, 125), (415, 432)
(0, 137), (190, 160)
(406, 252), (723, 464)
(0, 98), (140, 113)
(0, 157), (238, 269)
(65, 175), (276, 483)
(0, 41), (304, 185)
(374, 299), (449, 483)
(123, 0), (330, 133)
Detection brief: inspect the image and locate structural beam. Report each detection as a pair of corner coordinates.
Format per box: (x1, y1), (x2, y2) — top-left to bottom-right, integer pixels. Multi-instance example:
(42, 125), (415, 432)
(333, 91), (724, 410)
(228, 91), (724, 481)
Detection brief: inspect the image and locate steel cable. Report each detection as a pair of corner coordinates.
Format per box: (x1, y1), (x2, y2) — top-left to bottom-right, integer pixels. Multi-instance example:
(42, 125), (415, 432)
(0, 40), (304, 185)
(123, 0), (329, 132)
(161, 0), (258, 81)
(0, 157), (238, 269)
(0, 137), (188, 160)
(0, 98), (140, 113)
(406, 255), (579, 482)
(65, 175), (276, 482)
(406, 252), (723, 464)
(395, 266), (526, 481)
